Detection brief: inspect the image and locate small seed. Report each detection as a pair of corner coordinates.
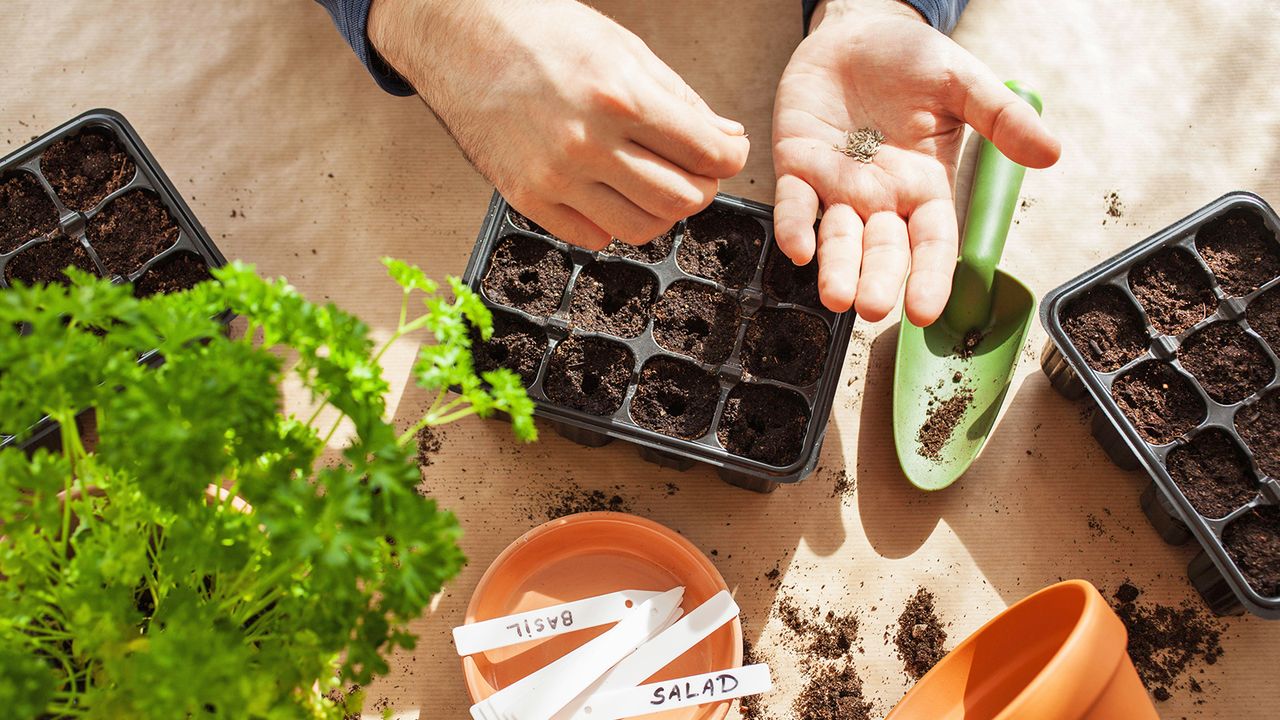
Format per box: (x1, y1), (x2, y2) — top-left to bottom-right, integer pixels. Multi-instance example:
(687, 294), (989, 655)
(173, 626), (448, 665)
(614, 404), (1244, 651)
(834, 127), (885, 164)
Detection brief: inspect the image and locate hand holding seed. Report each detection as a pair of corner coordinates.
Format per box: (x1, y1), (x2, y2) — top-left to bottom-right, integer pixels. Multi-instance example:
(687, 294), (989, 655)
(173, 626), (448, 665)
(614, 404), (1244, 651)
(771, 0), (1061, 323)
(368, 0), (749, 251)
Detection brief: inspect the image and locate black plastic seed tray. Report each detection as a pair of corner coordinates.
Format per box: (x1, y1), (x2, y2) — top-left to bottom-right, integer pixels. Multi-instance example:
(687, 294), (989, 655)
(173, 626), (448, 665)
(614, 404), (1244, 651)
(1040, 191), (1280, 618)
(0, 109), (228, 450)
(461, 191), (856, 492)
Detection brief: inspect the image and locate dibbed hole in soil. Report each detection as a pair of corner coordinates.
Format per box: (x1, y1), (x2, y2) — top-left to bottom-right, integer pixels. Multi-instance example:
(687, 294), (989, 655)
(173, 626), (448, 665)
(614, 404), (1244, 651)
(132, 252), (212, 296)
(1167, 429), (1258, 519)
(469, 310), (548, 387)
(1223, 505), (1280, 598)
(41, 126), (136, 212)
(3, 239), (98, 286)
(507, 208), (549, 236)
(481, 234), (571, 316)
(1059, 285), (1148, 372)
(568, 260), (656, 338)
(717, 382), (809, 466)
(630, 356), (719, 440)
(1111, 361), (1205, 445)
(652, 280), (741, 364)
(0, 171), (59, 254)
(677, 207), (764, 288)
(1129, 247), (1217, 336)
(86, 190), (179, 277)
(1196, 207), (1280, 297)
(741, 307), (829, 386)
(1178, 322), (1273, 404)
(1236, 391), (1280, 478)
(1247, 285), (1280, 350)
(762, 247), (820, 307)
(603, 227), (675, 264)
(543, 335), (633, 416)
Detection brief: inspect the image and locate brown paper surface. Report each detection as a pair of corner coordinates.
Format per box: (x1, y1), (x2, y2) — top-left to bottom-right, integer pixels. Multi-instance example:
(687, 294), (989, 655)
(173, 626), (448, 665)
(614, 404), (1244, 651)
(5, 1), (1280, 717)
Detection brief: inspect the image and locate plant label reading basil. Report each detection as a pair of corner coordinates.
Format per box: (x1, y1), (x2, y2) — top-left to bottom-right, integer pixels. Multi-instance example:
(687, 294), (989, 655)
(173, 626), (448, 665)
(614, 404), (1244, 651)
(580, 664), (772, 720)
(452, 589), (664, 656)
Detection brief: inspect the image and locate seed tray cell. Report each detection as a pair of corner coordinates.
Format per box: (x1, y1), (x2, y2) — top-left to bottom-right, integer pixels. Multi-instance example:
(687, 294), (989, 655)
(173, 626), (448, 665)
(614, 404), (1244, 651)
(463, 192), (857, 492)
(1040, 192), (1280, 618)
(0, 110), (228, 450)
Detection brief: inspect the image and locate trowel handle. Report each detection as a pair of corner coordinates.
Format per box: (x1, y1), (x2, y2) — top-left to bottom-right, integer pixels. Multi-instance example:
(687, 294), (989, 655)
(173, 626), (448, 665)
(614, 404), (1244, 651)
(941, 81), (1044, 333)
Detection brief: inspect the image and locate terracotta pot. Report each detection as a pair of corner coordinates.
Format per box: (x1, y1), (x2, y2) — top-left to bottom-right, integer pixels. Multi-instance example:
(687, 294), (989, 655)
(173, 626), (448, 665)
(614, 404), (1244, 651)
(886, 579), (1157, 720)
(462, 511), (741, 720)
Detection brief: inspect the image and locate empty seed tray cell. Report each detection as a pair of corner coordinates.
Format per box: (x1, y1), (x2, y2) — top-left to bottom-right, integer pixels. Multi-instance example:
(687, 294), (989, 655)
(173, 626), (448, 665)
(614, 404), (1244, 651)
(462, 192), (857, 492)
(1040, 191), (1280, 618)
(0, 109), (228, 449)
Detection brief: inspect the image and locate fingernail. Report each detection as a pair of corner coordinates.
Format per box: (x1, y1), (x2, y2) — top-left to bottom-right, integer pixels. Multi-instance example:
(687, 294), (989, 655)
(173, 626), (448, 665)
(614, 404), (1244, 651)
(713, 115), (746, 136)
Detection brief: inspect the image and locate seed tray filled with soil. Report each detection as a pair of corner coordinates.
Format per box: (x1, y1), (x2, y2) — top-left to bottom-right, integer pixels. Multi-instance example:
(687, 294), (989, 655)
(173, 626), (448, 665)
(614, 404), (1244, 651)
(0, 110), (227, 450)
(1040, 191), (1280, 618)
(463, 192), (858, 492)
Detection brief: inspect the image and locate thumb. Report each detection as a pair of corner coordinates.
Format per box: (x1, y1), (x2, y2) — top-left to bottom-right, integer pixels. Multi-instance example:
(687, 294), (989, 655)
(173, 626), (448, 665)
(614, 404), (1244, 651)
(949, 57), (1061, 169)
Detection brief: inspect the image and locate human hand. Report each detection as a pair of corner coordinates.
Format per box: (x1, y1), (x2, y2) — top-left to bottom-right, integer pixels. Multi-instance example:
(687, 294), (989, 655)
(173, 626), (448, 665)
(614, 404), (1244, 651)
(369, 0), (750, 250)
(772, 0), (1060, 323)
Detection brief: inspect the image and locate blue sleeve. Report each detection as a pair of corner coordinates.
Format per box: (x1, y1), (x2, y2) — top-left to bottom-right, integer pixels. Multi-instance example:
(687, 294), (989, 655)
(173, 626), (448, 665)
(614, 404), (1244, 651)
(801, 0), (969, 34)
(315, 0), (415, 96)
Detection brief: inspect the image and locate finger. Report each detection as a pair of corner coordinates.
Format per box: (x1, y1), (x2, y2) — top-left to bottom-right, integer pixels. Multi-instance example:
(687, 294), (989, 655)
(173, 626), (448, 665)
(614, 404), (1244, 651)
(816, 203), (863, 313)
(628, 82), (751, 179)
(904, 198), (960, 327)
(569, 183), (673, 246)
(602, 142), (718, 223)
(855, 211), (910, 322)
(948, 59), (1061, 169)
(535, 203), (612, 251)
(773, 174), (820, 264)
(632, 48), (746, 136)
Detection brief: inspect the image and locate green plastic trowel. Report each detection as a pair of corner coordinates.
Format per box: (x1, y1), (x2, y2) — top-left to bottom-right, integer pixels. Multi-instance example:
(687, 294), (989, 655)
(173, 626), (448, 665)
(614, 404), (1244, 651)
(892, 81), (1044, 490)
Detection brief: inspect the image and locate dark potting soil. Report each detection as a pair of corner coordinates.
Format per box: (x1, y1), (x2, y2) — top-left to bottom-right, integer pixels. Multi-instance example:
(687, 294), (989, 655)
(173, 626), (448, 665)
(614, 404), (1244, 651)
(414, 425), (444, 468)
(86, 191), (179, 277)
(717, 382), (809, 467)
(0, 171), (59, 253)
(603, 227), (675, 264)
(894, 588), (948, 681)
(1247, 285), (1280, 350)
(1060, 285), (1148, 372)
(41, 128), (136, 212)
(568, 260), (656, 338)
(629, 355), (719, 440)
(1236, 391), (1280, 478)
(482, 234), (571, 316)
(652, 280), (741, 364)
(1129, 247), (1217, 336)
(1110, 581), (1224, 701)
(543, 335), (633, 416)
(917, 385), (975, 461)
(537, 481), (632, 521)
(1111, 361), (1204, 445)
(4, 238), (97, 286)
(1223, 505), (1280, 598)
(793, 664), (876, 720)
(1178, 322), (1273, 404)
(507, 209), (548, 236)
(955, 328), (985, 359)
(677, 207), (764, 288)
(776, 595), (862, 661)
(762, 248), (820, 307)
(469, 310), (548, 386)
(132, 252), (211, 296)
(742, 308), (829, 386)
(1167, 429), (1258, 519)
(1196, 207), (1280, 297)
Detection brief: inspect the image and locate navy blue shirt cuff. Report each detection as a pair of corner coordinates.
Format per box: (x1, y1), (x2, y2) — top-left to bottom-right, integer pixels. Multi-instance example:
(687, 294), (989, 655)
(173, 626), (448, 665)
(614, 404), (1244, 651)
(315, 0), (415, 96)
(802, 0), (968, 34)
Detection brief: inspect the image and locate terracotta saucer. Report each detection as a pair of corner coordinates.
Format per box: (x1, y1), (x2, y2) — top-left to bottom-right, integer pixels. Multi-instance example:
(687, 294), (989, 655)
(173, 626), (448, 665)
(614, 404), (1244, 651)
(462, 511), (743, 720)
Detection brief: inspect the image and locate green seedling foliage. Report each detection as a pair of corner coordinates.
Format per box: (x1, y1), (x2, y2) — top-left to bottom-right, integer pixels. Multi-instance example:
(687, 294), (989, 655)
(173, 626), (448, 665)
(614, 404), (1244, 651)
(0, 260), (535, 718)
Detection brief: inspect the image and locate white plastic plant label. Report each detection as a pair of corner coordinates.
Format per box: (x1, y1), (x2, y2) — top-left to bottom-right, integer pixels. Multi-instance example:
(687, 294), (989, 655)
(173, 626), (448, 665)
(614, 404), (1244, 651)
(453, 589), (665, 656)
(577, 664), (773, 720)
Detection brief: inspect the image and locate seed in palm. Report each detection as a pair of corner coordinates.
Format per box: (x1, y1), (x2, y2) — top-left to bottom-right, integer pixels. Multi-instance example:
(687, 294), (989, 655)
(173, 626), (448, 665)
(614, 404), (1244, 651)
(835, 127), (885, 163)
